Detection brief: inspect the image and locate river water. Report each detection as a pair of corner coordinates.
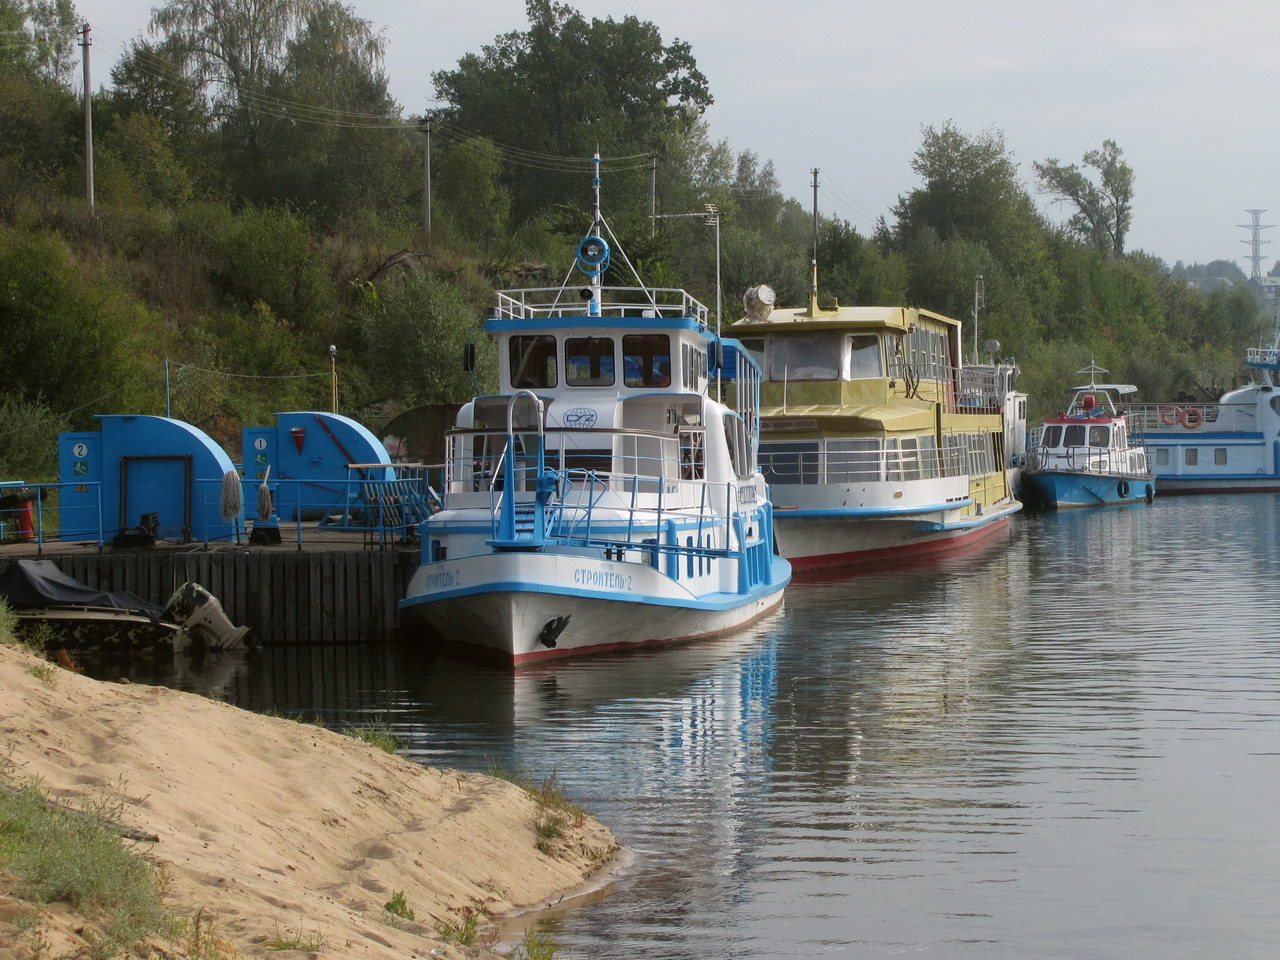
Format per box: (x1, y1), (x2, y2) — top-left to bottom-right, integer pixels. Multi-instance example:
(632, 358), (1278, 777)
(83, 494), (1280, 958)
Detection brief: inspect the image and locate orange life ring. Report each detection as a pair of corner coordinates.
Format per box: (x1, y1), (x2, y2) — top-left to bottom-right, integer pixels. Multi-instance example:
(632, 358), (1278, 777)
(1159, 405), (1181, 426)
(1180, 406), (1203, 429)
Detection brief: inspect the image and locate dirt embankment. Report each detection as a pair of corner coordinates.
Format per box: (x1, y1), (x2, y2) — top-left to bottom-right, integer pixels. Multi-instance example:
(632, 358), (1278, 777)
(0, 644), (618, 958)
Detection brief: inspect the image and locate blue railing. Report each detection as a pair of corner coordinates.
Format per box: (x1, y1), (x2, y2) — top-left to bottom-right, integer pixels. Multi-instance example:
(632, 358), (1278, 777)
(0, 480), (105, 551)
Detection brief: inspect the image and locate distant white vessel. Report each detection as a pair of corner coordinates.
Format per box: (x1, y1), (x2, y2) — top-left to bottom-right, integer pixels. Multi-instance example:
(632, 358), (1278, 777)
(1124, 315), (1280, 493)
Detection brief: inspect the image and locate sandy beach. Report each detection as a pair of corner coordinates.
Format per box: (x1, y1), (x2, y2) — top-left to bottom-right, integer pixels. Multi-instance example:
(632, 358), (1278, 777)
(0, 643), (618, 958)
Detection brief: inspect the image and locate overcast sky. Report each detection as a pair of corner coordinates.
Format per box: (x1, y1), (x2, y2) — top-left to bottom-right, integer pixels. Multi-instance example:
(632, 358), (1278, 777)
(74, 0), (1280, 271)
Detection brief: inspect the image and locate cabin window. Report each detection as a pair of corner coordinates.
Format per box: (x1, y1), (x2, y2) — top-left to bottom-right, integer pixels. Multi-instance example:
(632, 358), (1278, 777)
(1043, 425), (1063, 448)
(1114, 424), (1127, 448)
(767, 334), (843, 381)
(848, 335), (884, 379)
(623, 334), (671, 387)
(565, 337), (615, 386)
(723, 413), (752, 479)
(1155, 448), (1170, 466)
(760, 441), (819, 484)
(1214, 448), (1228, 465)
(1185, 448), (1198, 466)
(827, 439), (880, 483)
(681, 343), (707, 391)
(1063, 425), (1086, 447)
(510, 335), (558, 388)
(918, 435), (939, 479)
(1088, 424), (1109, 447)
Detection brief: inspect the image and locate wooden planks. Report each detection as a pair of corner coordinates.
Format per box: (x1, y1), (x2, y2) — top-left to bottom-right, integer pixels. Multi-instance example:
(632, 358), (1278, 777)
(43, 548), (417, 645)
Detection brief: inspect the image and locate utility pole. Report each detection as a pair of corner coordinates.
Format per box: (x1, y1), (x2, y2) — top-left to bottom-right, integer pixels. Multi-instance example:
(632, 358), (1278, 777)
(78, 23), (94, 214)
(649, 154), (657, 238)
(329, 345), (338, 413)
(419, 116), (432, 239)
(1240, 209), (1273, 282)
(972, 275), (985, 363)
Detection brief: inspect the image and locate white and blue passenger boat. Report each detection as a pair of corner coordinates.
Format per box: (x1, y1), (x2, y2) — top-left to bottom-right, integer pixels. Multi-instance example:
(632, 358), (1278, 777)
(399, 158), (790, 664)
(1121, 317), (1280, 494)
(1024, 365), (1155, 508)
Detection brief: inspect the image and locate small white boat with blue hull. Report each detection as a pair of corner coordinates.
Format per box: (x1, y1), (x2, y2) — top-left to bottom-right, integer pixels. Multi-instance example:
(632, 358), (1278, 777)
(399, 157), (790, 664)
(1024, 365), (1155, 508)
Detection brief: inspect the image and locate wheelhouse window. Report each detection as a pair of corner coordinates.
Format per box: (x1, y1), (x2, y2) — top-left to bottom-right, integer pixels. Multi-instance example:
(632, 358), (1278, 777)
(510, 335), (557, 388)
(848, 335), (884, 379)
(1043, 425), (1063, 448)
(565, 337), (615, 386)
(767, 334), (843, 381)
(1063, 425), (1086, 447)
(1088, 424), (1109, 446)
(623, 334), (671, 387)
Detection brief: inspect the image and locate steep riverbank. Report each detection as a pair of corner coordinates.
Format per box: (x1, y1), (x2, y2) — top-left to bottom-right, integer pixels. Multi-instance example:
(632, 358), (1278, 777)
(0, 643), (618, 958)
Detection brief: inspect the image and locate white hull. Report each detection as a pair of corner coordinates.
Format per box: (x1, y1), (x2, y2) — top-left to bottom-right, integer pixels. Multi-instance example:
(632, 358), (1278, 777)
(402, 551), (788, 664)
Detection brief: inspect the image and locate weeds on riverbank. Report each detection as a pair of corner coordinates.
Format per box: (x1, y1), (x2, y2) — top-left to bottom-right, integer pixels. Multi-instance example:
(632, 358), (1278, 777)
(486, 763), (587, 857)
(341, 721), (407, 755)
(510, 927), (561, 960)
(0, 772), (179, 958)
(265, 923), (328, 951)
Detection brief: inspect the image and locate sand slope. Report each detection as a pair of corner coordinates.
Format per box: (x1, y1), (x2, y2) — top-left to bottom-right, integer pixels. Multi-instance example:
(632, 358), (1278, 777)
(0, 645), (617, 958)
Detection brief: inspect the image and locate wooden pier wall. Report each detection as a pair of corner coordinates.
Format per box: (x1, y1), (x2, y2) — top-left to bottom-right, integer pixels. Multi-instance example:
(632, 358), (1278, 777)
(53, 549), (421, 644)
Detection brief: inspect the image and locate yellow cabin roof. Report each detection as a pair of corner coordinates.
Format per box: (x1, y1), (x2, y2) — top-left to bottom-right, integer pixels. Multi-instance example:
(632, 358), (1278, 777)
(730, 304), (960, 334)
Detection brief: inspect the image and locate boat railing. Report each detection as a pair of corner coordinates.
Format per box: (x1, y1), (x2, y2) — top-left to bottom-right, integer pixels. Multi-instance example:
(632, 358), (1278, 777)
(1121, 403), (1250, 432)
(492, 286), (709, 327)
(759, 442), (970, 485)
(445, 426), (706, 501)
(1026, 444), (1148, 476)
(1247, 346), (1280, 368)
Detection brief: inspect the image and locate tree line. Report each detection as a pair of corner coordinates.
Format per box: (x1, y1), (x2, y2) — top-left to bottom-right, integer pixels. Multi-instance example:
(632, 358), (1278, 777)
(0, 0), (1268, 480)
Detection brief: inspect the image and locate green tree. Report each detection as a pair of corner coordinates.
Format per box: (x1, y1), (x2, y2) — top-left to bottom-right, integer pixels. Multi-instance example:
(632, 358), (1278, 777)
(249, 0), (411, 219)
(0, 226), (152, 425)
(432, 0), (712, 220)
(357, 272), (494, 406)
(1034, 140), (1134, 258)
(0, 0), (80, 84)
(434, 136), (510, 251)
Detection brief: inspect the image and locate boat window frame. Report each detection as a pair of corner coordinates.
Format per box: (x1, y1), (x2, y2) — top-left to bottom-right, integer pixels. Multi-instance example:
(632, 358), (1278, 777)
(847, 334), (884, 380)
(623, 333), (672, 388)
(564, 335), (616, 387)
(509, 334), (558, 389)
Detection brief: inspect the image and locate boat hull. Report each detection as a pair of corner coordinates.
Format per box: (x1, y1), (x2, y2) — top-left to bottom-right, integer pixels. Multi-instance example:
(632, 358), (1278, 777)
(1022, 471), (1155, 508)
(775, 503), (1019, 571)
(400, 551), (790, 664)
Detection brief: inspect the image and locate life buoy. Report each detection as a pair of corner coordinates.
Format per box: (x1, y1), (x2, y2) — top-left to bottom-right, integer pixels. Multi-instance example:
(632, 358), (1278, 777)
(1159, 405), (1181, 426)
(1117, 480), (1130, 498)
(1180, 406), (1203, 429)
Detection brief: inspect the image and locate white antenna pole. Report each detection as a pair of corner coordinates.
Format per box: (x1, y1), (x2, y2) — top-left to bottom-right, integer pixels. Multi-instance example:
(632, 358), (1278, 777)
(592, 152), (603, 303)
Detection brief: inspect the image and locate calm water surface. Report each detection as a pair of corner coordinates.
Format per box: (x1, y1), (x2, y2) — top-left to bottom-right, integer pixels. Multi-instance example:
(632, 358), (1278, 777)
(84, 495), (1280, 958)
